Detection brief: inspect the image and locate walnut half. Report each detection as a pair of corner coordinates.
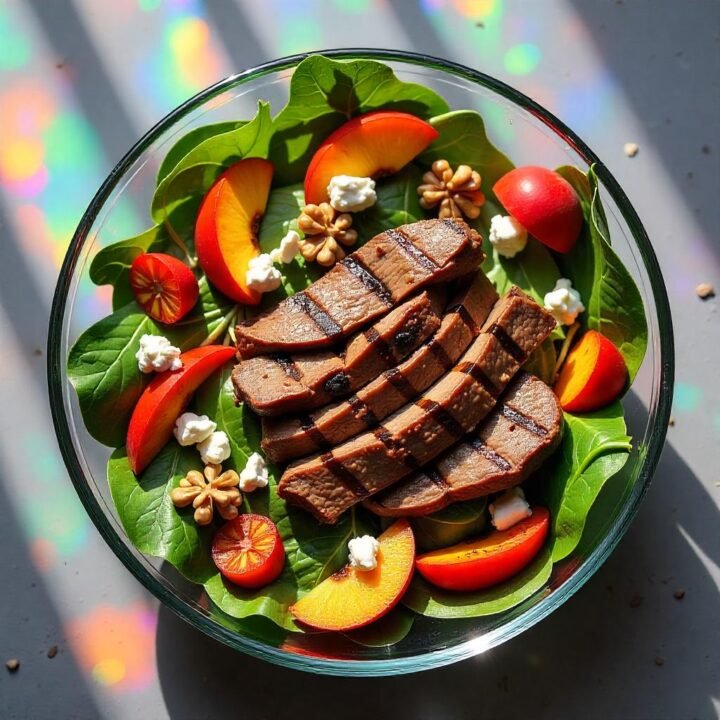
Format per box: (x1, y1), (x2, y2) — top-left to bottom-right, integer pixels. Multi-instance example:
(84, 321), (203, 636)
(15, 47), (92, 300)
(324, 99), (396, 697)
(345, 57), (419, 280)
(297, 203), (358, 267)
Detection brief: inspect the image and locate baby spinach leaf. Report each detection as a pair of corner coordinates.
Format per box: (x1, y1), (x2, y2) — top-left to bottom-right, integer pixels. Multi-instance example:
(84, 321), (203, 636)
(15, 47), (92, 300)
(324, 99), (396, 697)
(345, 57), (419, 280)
(352, 165), (426, 241)
(67, 277), (233, 446)
(402, 548), (553, 619)
(151, 101), (272, 223)
(107, 444), (215, 583)
(345, 607), (416, 648)
(418, 110), (514, 200)
(541, 402), (632, 562)
(411, 498), (487, 551)
(269, 55), (450, 185)
(555, 165), (648, 381)
(258, 183), (305, 251)
(157, 121), (246, 185)
(523, 337), (558, 386)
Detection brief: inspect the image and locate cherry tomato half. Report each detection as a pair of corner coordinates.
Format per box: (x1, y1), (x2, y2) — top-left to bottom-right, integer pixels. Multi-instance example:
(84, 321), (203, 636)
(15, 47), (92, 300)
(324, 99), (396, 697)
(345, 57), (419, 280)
(130, 252), (199, 324)
(212, 514), (285, 589)
(493, 166), (583, 253)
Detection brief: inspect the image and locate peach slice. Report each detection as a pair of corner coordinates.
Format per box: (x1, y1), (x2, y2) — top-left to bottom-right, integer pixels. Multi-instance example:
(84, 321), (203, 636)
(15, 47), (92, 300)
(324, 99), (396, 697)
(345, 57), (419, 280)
(290, 519), (415, 632)
(554, 329), (627, 412)
(126, 345), (236, 474)
(303, 111), (439, 205)
(195, 158), (273, 304)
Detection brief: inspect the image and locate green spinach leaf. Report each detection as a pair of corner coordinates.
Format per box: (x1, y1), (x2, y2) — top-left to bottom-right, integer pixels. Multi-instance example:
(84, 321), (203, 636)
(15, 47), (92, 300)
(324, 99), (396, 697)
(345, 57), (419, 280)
(555, 165), (648, 380)
(67, 277), (233, 446)
(107, 444), (215, 583)
(269, 55), (450, 185)
(541, 402), (632, 562)
(403, 548), (552, 619)
(345, 607), (415, 648)
(418, 110), (514, 199)
(151, 101), (272, 223)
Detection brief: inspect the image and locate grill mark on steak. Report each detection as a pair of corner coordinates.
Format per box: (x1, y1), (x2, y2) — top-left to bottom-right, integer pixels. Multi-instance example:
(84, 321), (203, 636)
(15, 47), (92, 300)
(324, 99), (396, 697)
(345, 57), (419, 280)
(426, 467), (449, 489)
(501, 405), (548, 436)
(363, 326), (395, 366)
(442, 218), (466, 237)
(456, 360), (500, 397)
(319, 453), (368, 498)
(348, 395), (379, 427)
(288, 292), (343, 339)
(341, 256), (392, 306)
(415, 398), (465, 440)
(273, 354), (301, 381)
(386, 228), (438, 272)
(384, 367), (416, 400)
(425, 336), (454, 371)
(299, 415), (331, 450)
(467, 437), (512, 471)
(489, 323), (526, 363)
(372, 427), (421, 470)
(448, 303), (479, 335)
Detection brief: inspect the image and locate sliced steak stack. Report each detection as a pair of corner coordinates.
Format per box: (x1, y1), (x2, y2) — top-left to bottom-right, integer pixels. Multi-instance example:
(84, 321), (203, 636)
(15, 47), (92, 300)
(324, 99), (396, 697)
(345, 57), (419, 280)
(277, 288), (556, 524)
(364, 373), (563, 517)
(261, 272), (498, 463)
(235, 219), (484, 359)
(233, 288), (446, 416)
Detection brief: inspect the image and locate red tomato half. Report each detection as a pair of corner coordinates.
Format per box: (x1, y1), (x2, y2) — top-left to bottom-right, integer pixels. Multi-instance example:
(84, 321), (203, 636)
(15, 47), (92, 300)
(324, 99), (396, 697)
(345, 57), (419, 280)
(415, 507), (550, 591)
(212, 514), (286, 589)
(130, 252), (199, 324)
(493, 167), (583, 253)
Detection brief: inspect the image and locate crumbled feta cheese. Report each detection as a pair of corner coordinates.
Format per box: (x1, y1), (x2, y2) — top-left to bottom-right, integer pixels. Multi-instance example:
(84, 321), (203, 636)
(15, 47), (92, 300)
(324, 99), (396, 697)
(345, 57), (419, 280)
(246, 254), (282, 294)
(135, 334), (183, 374)
(488, 214), (528, 258)
(269, 230), (300, 264)
(239, 452), (269, 492)
(173, 412), (216, 447)
(348, 535), (380, 571)
(327, 175), (377, 212)
(489, 488), (532, 531)
(197, 431), (231, 465)
(543, 278), (585, 325)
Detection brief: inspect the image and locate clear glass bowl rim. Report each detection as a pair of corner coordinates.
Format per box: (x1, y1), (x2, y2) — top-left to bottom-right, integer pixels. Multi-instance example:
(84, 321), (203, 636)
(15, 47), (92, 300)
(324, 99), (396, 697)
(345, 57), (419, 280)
(47, 48), (674, 676)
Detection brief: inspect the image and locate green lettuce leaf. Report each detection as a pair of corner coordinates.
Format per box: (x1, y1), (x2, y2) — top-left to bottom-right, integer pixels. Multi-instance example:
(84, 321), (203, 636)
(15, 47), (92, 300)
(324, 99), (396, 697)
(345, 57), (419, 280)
(345, 607), (415, 648)
(269, 55), (450, 185)
(555, 165), (648, 380)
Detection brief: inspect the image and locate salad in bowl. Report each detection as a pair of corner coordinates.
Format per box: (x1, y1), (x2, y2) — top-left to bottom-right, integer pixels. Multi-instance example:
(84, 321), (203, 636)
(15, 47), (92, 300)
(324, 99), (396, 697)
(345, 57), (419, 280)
(52, 51), (670, 673)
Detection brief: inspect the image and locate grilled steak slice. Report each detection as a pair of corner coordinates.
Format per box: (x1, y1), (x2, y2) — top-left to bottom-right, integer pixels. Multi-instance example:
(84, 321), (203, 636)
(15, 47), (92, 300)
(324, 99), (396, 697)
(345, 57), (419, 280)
(261, 272), (498, 463)
(235, 219), (484, 358)
(364, 373), (563, 516)
(277, 288), (556, 523)
(233, 289), (445, 416)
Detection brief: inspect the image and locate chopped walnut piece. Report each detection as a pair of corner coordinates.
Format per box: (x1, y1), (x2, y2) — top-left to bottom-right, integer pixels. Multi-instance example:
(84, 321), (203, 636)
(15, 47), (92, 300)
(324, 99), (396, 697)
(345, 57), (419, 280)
(417, 159), (485, 220)
(297, 203), (358, 267)
(170, 464), (241, 526)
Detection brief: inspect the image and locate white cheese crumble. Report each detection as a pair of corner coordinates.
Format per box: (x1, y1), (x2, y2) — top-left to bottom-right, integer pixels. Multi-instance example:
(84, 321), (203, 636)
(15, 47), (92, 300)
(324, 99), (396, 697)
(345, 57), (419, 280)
(488, 214), (528, 258)
(239, 452), (269, 492)
(197, 431), (231, 465)
(543, 278), (585, 325)
(327, 175), (377, 212)
(173, 412), (216, 447)
(246, 254), (282, 294)
(489, 488), (532, 531)
(269, 230), (300, 264)
(135, 334), (183, 374)
(348, 535), (380, 571)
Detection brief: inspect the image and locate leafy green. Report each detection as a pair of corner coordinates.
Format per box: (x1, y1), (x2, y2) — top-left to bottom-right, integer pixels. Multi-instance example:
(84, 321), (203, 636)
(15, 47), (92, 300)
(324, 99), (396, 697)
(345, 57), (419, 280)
(352, 165), (426, 241)
(67, 277), (233, 446)
(269, 55), (450, 185)
(411, 498), (486, 551)
(418, 110), (514, 199)
(151, 101), (273, 223)
(555, 165), (648, 380)
(541, 402), (632, 562)
(108, 444), (215, 583)
(157, 121), (246, 185)
(345, 607), (415, 648)
(523, 337), (557, 386)
(403, 548), (553, 619)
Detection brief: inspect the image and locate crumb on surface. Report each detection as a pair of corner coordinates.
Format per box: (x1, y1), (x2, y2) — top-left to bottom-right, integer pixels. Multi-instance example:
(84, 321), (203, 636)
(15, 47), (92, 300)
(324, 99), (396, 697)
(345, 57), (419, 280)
(624, 142), (639, 157)
(669, 416), (676, 427)
(673, 590), (686, 600)
(654, 656), (665, 666)
(696, 282), (715, 299)
(6, 658), (20, 673)
(47, 645), (58, 659)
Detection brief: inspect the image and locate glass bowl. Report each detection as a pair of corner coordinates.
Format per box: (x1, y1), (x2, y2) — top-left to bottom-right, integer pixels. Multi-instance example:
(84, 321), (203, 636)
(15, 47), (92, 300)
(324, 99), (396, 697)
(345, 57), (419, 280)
(48, 49), (674, 676)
